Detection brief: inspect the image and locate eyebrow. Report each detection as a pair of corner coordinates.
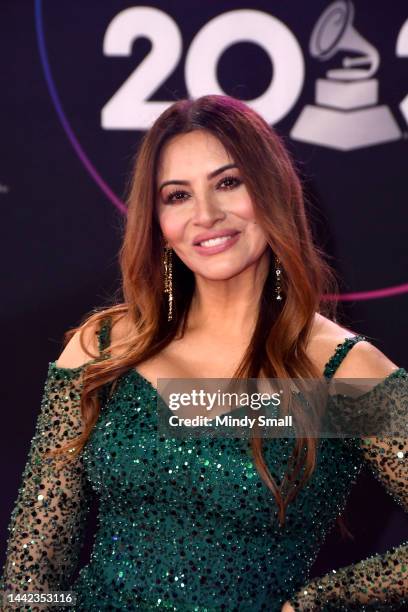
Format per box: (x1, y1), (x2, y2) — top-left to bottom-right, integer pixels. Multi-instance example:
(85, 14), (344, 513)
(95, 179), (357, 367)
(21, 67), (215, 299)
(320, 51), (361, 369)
(158, 163), (238, 193)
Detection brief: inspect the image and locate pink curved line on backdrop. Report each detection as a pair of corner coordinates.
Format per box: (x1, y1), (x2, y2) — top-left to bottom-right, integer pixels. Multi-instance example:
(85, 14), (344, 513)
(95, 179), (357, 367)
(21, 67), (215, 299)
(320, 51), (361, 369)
(324, 282), (408, 301)
(36, 0), (408, 301)
(35, 0), (126, 214)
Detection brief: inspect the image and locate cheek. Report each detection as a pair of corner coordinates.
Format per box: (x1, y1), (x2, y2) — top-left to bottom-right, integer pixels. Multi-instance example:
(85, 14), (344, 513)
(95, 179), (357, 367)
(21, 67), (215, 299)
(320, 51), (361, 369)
(230, 190), (257, 221)
(245, 222), (268, 250)
(157, 208), (186, 242)
(238, 201), (267, 244)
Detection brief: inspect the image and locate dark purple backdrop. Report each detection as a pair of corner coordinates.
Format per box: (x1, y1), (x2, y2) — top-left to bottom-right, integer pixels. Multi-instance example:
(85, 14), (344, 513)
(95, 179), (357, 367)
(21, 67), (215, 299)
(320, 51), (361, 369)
(1, 0), (408, 599)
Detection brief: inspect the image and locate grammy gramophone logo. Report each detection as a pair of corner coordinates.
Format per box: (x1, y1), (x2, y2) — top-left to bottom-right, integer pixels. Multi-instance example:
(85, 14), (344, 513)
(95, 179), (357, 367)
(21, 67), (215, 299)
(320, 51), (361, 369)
(291, 0), (402, 150)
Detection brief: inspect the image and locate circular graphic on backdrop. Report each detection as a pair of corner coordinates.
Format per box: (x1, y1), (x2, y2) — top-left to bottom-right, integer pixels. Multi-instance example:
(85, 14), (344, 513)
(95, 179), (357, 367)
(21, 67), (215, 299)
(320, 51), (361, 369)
(34, 0), (408, 301)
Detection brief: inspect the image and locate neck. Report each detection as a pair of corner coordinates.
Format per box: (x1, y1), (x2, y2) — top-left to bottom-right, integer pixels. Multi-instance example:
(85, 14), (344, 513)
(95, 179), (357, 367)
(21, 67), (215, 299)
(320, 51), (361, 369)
(186, 250), (271, 340)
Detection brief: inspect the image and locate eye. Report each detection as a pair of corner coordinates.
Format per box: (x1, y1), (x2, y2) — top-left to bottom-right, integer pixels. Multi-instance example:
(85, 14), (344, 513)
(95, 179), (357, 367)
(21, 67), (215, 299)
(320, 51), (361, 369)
(164, 189), (191, 204)
(163, 175), (242, 204)
(216, 175), (243, 190)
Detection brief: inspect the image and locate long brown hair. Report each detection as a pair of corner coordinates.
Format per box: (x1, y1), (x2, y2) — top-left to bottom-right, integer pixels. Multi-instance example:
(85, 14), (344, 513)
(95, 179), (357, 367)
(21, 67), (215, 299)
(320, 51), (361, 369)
(47, 94), (343, 527)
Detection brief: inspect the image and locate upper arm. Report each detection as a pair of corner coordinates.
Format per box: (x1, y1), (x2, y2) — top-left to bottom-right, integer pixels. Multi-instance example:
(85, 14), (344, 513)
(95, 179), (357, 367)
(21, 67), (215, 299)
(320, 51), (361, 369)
(331, 341), (408, 510)
(55, 321), (101, 369)
(0, 361), (93, 598)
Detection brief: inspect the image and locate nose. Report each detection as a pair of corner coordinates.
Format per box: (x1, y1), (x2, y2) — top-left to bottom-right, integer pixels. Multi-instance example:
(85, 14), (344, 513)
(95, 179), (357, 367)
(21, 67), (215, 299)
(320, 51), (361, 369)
(191, 191), (226, 226)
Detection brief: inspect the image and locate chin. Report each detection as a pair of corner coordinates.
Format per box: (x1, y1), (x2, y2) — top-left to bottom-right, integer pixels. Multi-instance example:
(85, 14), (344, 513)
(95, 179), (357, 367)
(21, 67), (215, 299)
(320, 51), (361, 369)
(195, 266), (246, 280)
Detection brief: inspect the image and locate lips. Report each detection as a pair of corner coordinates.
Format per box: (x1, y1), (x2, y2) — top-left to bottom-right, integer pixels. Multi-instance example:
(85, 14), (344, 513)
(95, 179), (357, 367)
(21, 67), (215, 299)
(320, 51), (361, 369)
(193, 229), (240, 246)
(199, 235), (234, 246)
(192, 231), (241, 256)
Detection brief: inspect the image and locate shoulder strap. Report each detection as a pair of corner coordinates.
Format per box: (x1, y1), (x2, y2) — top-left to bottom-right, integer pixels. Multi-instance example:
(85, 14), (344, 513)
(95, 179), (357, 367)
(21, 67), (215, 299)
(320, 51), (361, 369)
(96, 316), (112, 357)
(94, 317), (113, 406)
(323, 335), (367, 380)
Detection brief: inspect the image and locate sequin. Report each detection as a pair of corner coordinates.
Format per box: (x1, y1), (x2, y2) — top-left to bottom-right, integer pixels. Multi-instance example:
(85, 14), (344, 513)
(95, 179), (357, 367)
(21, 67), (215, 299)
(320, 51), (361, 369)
(1, 319), (407, 611)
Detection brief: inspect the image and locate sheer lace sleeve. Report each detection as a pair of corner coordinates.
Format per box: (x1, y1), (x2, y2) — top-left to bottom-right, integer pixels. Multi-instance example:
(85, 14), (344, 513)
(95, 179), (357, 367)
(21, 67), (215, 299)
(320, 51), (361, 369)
(0, 362), (93, 611)
(290, 368), (408, 611)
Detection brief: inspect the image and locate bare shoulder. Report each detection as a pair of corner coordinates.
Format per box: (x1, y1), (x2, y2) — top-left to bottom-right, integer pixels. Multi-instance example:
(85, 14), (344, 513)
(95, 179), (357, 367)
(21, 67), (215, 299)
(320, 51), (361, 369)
(309, 313), (399, 378)
(55, 311), (133, 368)
(55, 318), (103, 369)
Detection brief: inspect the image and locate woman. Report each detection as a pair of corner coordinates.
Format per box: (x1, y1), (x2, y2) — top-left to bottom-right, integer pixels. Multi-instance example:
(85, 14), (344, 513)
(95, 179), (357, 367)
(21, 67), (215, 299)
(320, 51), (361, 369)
(1, 95), (407, 611)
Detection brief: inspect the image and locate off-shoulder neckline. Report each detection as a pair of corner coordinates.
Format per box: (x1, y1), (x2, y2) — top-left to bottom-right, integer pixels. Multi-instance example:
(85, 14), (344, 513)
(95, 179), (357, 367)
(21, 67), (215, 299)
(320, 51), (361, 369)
(326, 367), (407, 401)
(48, 359), (407, 401)
(126, 366), (408, 399)
(48, 360), (91, 374)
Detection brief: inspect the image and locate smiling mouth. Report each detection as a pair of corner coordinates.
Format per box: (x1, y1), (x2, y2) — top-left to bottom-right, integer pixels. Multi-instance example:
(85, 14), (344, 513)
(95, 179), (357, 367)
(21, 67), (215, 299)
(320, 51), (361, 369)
(196, 233), (239, 247)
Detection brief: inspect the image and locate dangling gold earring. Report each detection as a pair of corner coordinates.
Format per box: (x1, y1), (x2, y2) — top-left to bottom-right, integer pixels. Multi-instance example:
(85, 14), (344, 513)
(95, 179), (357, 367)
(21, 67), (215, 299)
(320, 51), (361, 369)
(163, 244), (173, 321)
(275, 254), (283, 301)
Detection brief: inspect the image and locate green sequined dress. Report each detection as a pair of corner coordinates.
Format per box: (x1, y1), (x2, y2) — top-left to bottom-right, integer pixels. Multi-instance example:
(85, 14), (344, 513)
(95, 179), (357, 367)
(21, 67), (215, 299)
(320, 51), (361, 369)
(1, 319), (408, 611)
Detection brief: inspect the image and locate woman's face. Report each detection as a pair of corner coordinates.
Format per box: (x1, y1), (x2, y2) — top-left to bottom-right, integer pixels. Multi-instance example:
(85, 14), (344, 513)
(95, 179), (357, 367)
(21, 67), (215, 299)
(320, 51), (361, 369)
(156, 129), (270, 280)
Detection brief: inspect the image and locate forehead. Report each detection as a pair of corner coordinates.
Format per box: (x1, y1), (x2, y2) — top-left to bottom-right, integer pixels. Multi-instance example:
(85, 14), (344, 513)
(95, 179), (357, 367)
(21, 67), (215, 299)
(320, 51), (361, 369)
(156, 130), (233, 180)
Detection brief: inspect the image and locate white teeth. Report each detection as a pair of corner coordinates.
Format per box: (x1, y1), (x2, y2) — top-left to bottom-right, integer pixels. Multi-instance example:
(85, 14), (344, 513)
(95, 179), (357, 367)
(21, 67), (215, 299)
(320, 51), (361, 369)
(198, 235), (235, 247)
